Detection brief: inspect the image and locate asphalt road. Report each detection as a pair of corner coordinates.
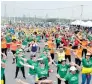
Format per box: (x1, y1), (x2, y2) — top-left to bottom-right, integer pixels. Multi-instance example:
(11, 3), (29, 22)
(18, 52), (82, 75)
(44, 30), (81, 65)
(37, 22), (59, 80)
(5, 40), (92, 84)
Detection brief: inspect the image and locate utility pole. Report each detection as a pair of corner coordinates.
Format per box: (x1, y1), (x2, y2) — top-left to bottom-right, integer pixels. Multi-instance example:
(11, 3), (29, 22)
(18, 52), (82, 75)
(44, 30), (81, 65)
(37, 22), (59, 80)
(71, 8), (74, 20)
(4, 4), (7, 18)
(80, 5), (83, 20)
(58, 8), (61, 24)
(45, 14), (48, 23)
(35, 15), (36, 23)
(13, 8), (15, 23)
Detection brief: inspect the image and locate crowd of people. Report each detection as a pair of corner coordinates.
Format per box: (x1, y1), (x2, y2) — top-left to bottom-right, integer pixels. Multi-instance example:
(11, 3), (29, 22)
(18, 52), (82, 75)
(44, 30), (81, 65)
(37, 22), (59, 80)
(1, 24), (92, 84)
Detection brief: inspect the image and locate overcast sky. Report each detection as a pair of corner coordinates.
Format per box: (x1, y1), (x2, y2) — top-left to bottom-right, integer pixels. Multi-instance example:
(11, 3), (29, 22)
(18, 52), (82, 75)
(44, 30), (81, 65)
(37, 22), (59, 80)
(1, 1), (92, 19)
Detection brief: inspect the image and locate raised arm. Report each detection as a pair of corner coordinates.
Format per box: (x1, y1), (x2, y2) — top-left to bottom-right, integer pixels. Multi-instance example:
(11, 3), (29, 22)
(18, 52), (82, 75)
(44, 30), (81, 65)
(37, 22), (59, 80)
(37, 58), (43, 61)
(16, 79), (29, 84)
(20, 57), (27, 62)
(56, 74), (66, 81)
(1, 53), (7, 58)
(48, 55), (53, 66)
(20, 62), (34, 69)
(71, 62), (81, 71)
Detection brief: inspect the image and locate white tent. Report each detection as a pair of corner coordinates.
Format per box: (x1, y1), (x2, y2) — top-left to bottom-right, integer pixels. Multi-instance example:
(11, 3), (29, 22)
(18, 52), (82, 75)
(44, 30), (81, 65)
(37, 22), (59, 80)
(70, 20), (85, 26)
(70, 20), (92, 27)
(83, 21), (92, 27)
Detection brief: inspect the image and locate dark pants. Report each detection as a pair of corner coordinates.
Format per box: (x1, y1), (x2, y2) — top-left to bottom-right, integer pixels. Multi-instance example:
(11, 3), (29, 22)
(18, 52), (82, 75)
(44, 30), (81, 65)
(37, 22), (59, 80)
(58, 78), (68, 84)
(82, 49), (87, 57)
(57, 61), (61, 72)
(82, 74), (91, 84)
(50, 53), (54, 60)
(39, 47), (40, 52)
(39, 77), (47, 80)
(72, 46), (78, 49)
(58, 61), (61, 64)
(1, 48), (7, 56)
(90, 55), (92, 58)
(65, 55), (71, 62)
(3, 74), (5, 84)
(56, 43), (60, 48)
(75, 58), (81, 66)
(11, 50), (16, 54)
(11, 50), (16, 63)
(15, 66), (25, 78)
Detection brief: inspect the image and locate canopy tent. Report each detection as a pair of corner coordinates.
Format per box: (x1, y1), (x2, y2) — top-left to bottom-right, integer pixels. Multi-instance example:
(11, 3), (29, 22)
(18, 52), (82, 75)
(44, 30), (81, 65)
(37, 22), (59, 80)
(70, 20), (92, 27)
(83, 21), (92, 27)
(70, 20), (85, 26)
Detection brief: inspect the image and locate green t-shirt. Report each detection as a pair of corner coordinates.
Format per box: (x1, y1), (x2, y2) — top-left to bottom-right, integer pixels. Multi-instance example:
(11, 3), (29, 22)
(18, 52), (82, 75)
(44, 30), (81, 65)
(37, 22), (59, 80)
(16, 55), (25, 67)
(40, 54), (49, 68)
(27, 60), (38, 75)
(57, 64), (70, 78)
(36, 36), (41, 42)
(88, 35), (92, 41)
(15, 49), (23, 55)
(5, 36), (11, 43)
(64, 71), (79, 84)
(28, 36), (33, 42)
(22, 39), (28, 46)
(82, 58), (92, 68)
(56, 38), (61, 44)
(42, 47), (50, 52)
(1, 59), (6, 80)
(35, 66), (49, 78)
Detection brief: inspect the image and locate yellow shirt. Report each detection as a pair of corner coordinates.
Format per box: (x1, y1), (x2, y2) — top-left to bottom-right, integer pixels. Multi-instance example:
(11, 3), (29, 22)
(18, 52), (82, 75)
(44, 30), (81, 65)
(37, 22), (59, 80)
(56, 51), (65, 61)
(0, 80), (4, 84)
(12, 36), (16, 40)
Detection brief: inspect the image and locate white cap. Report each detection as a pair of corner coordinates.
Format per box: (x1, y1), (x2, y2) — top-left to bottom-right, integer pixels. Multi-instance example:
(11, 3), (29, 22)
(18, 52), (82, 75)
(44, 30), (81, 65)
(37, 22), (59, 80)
(17, 44), (21, 45)
(45, 43), (48, 45)
(86, 53), (91, 56)
(70, 66), (77, 71)
(19, 49), (23, 52)
(61, 58), (66, 61)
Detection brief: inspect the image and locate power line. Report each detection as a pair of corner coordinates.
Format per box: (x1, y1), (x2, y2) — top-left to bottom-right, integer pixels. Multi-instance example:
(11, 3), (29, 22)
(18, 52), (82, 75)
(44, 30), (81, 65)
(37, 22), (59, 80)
(16, 5), (80, 11)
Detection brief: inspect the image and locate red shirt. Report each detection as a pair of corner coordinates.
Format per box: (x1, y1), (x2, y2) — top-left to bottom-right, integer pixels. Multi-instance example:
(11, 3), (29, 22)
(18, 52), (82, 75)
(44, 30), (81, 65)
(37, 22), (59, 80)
(46, 34), (49, 38)
(63, 40), (69, 46)
(61, 37), (65, 43)
(74, 39), (80, 46)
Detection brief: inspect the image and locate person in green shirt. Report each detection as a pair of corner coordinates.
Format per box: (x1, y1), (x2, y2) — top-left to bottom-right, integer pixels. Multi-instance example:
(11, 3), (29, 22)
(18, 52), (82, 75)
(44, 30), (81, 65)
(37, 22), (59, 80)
(20, 55), (53, 84)
(36, 56), (53, 84)
(36, 34), (41, 43)
(15, 50), (26, 79)
(56, 37), (61, 48)
(5, 35), (12, 52)
(27, 35), (33, 43)
(53, 58), (70, 84)
(39, 53), (48, 64)
(81, 53), (92, 84)
(87, 35), (92, 41)
(5, 35), (12, 43)
(42, 44), (50, 53)
(39, 52), (51, 71)
(56, 62), (81, 84)
(22, 39), (28, 50)
(20, 54), (38, 84)
(1, 53), (6, 84)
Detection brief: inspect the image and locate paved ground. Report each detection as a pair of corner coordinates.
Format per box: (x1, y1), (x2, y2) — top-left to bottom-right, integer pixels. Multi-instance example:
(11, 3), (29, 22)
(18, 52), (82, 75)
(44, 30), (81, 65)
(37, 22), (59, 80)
(5, 41), (92, 84)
